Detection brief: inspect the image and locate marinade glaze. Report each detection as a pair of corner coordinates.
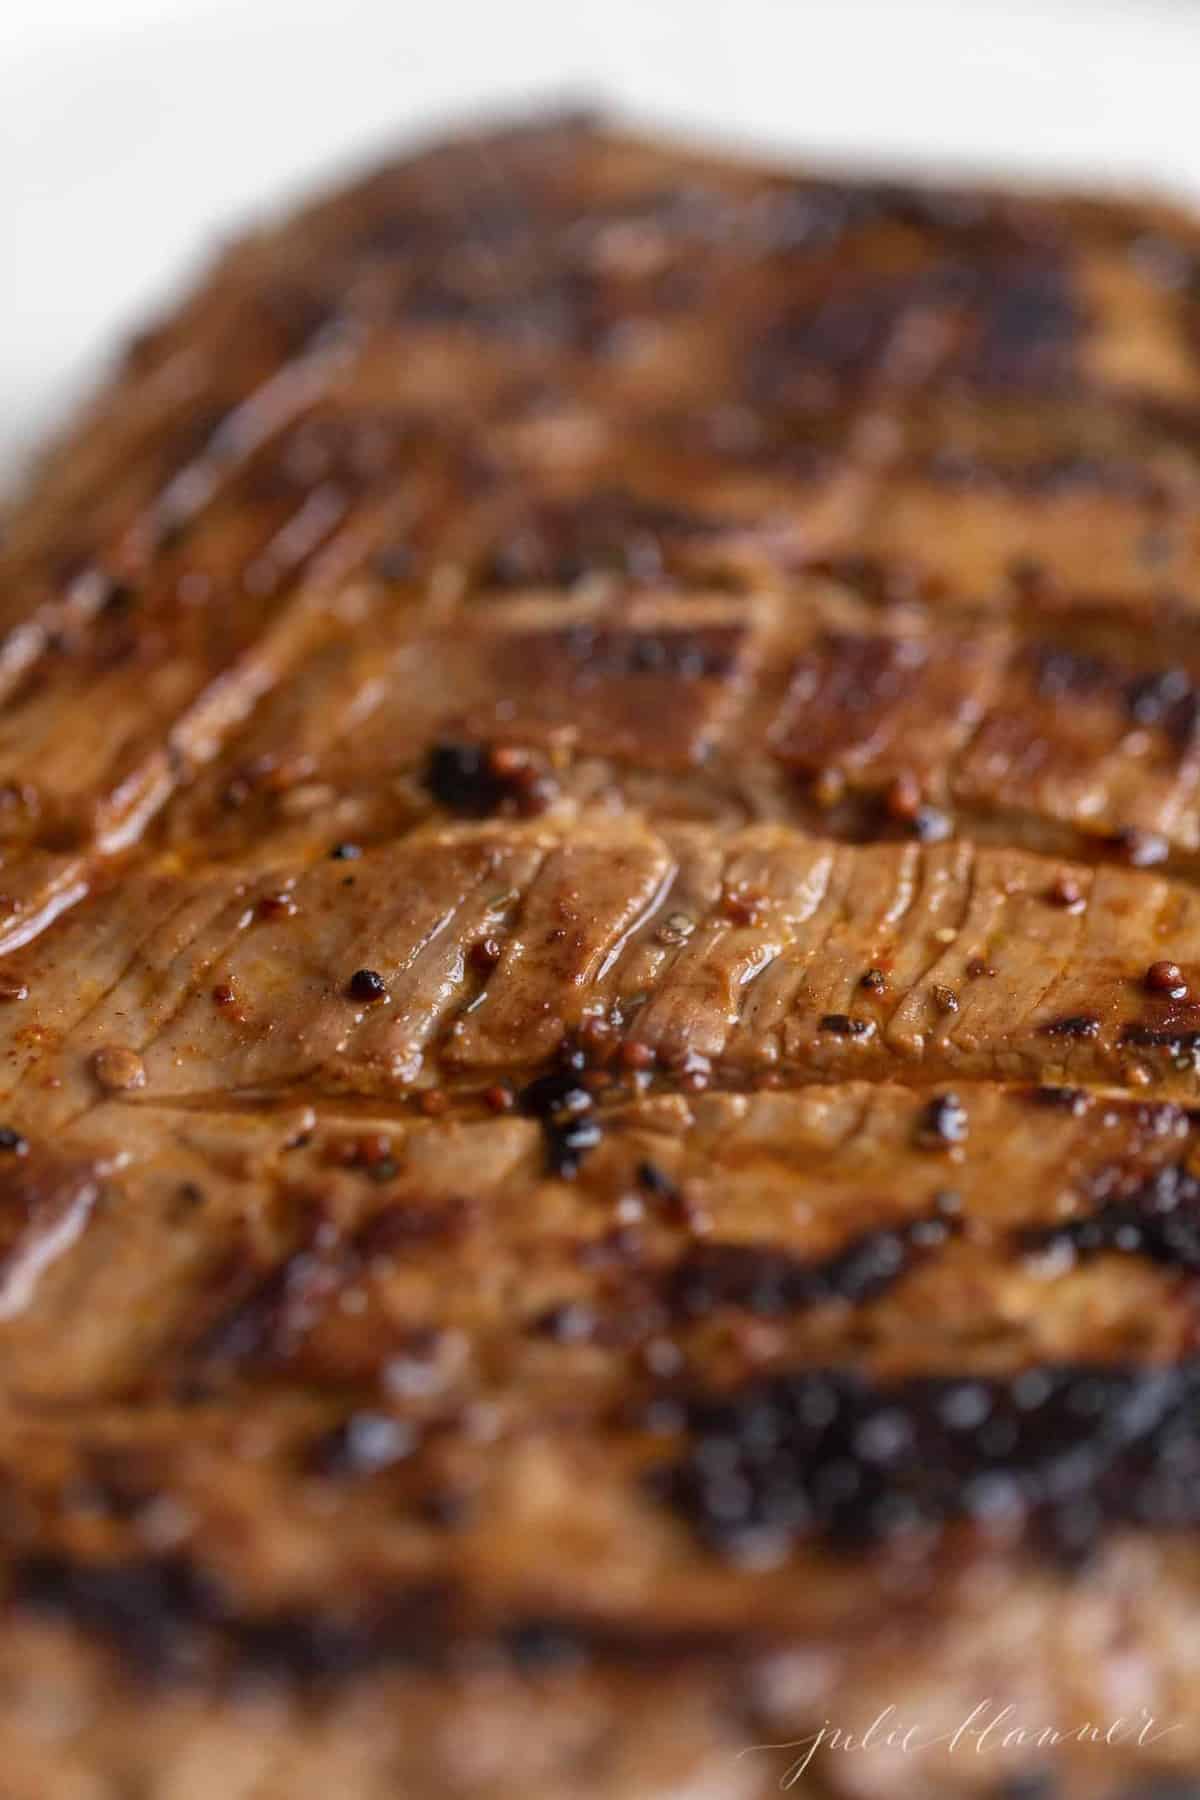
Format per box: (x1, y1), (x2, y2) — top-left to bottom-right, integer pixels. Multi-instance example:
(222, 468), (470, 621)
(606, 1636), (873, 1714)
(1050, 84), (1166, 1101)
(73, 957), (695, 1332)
(4, 115), (1200, 1799)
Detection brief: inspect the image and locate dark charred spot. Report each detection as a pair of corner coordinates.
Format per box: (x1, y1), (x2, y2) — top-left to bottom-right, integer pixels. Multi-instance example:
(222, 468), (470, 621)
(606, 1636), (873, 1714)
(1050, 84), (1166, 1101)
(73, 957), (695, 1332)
(1030, 644), (1111, 702)
(191, 1251), (322, 1370)
(915, 1092), (968, 1148)
(0, 1126), (28, 1155)
(747, 276), (923, 407)
(953, 255), (1086, 391)
(657, 1358), (1200, 1563)
(751, 176), (1016, 256)
(519, 1042), (603, 1178)
(634, 1158), (703, 1231)
(12, 1553), (224, 1681)
(1040, 1014), (1101, 1040)
(423, 740), (557, 817)
(469, 936), (504, 973)
(817, 1014), (876, 1039)
(1121, 1024), (1200, 1055)
(860, 967), (887, 993)
(399, 268), (603, 352)
(1030, 1085), (1091, 1114)
(668, 1207), (958, 1321)
(1125, 667), (1200, 750)
(12, 1549), (454, 1687)
(309, 1412), (416, 1479)
(479, 489), (729, 590)
(636, 1159), (678, 1203)
(553, 622), (738, 685)
(1020, 1159), (1200, 1274)
(329, 842), (362, 861)
(423, 741), (505, 814)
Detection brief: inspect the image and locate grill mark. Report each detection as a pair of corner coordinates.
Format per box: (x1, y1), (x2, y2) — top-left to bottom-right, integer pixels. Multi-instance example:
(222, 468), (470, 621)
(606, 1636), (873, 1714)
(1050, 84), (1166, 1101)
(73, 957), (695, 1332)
(14, 123), (1200, 1774)
(0, 501), (406, 949)
(849, 797), (1200, 889)
(912, 447), (1177, 501)
(0, 350), (347, 712)
(756, 612), (1200, 868)
(8, 1546), (760, 1689)
(657, 1357), (1200, 1563)
(1019, 1158), (1200, 1274)
(128, 345), (353, 569)
(666, 1205), (959, 1321)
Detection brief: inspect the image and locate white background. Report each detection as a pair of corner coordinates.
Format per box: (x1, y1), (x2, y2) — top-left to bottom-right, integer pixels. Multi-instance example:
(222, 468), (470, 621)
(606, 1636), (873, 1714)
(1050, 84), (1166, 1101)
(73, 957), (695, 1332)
(3, 0), (1200, 484)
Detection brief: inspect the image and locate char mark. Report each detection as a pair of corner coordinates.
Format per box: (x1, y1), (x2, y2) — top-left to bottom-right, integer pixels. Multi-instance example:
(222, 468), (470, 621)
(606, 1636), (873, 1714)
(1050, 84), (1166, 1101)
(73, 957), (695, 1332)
(657, 1358), (1200, 1564)
(1020, 1159), (1200, 1274)
(667, 1203), (959, 1320)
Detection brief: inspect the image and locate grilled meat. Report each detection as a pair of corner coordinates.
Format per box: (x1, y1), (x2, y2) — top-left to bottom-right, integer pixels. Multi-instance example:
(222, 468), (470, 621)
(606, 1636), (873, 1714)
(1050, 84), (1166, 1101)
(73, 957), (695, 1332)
(4, 112), (1200, 1797)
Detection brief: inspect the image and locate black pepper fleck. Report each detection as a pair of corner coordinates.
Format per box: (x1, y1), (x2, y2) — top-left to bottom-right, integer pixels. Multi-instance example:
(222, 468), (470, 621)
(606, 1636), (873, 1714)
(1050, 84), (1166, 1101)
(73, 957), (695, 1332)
(347, 968), (388, 1003)
(1040, 1014), (1101, 1040)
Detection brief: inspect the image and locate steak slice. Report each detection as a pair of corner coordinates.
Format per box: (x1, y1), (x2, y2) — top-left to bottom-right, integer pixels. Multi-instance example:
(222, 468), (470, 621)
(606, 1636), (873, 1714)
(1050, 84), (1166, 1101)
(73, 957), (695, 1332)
(6, 111), (1200, 1798)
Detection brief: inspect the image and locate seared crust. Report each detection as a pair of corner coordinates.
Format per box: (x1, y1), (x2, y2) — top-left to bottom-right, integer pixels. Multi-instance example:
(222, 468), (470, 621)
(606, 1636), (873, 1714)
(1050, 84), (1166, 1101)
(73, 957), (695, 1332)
(5, 112), (1200, 1797)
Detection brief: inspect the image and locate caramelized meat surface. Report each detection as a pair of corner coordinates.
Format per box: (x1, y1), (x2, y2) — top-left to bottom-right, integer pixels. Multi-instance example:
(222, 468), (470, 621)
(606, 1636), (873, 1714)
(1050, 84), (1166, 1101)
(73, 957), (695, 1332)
(5, 113), (1200, 1798)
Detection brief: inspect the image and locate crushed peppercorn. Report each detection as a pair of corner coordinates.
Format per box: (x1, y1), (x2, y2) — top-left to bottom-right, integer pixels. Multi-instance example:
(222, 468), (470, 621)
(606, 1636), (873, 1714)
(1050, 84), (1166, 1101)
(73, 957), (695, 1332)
(1145, 960), (1189, 999)
(347, 968), (389, 1003)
